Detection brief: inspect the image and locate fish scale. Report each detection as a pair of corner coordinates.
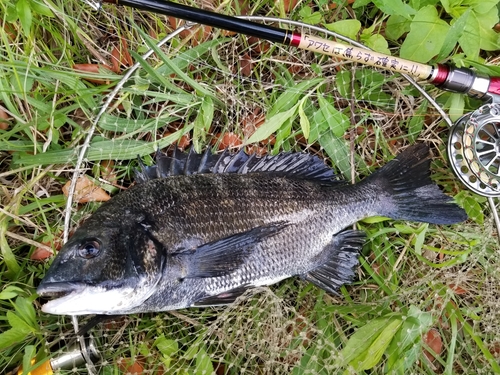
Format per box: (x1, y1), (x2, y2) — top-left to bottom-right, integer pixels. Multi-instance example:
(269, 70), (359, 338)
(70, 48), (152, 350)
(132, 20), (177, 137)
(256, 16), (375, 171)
(37, 144), (467, 315)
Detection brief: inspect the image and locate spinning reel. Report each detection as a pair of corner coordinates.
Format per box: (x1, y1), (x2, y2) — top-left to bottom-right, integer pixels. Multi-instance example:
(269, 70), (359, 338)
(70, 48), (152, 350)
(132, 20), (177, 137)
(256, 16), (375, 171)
(449, 103), (500, 198)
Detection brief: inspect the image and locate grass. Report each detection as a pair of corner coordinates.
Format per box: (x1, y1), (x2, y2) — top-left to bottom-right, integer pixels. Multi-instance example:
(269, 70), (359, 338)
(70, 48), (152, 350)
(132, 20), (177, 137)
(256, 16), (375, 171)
(1, 0), (500, 374)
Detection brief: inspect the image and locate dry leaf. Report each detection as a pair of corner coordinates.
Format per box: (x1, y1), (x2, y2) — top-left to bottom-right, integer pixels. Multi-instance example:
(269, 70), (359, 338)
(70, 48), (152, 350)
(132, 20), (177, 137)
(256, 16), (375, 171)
(62, 176), (111, 203)
(213, 132), (242, 150)
(110, 46), (121, 74)
(120, 36), (133, 67)
(283, 0), (299, 13)
(239, 53), (253, 77)
(448, 283), (467, 295)
(118, 358), (144, 375)
(245, 145), (267, 156)
(30, 247), (53, 261)
(162, 132), (191, 150)
(423, 328), (443, 362)
(73, 63), (113, 84)
(100, 160), (118, 183)
(242, 108), (265, 139)
(0, 108), (9, 130)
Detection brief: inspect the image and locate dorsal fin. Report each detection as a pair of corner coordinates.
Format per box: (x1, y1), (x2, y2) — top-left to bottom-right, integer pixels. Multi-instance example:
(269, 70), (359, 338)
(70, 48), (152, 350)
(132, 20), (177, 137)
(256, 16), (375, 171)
(135, 147), (344, 185)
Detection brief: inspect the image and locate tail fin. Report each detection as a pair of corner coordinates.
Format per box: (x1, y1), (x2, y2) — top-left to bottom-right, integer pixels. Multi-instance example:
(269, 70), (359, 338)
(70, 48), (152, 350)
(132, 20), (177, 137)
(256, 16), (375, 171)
(366, 144), (467, 225)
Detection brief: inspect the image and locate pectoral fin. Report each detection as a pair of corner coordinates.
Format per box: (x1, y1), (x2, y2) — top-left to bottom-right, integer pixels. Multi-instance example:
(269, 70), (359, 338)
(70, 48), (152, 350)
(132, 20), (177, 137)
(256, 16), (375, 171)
(175, 222), (289, 279)
(303, 230), (365, 295)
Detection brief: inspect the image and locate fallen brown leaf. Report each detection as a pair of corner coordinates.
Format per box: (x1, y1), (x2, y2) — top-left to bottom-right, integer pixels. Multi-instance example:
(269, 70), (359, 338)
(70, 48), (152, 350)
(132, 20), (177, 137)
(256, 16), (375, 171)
(73, 63), (114, 85)
(30, 247), (53, 261)
(423, 328), (443, 362)
(214, 132), (242, 150)
(62, 176), (111, 203)
(0, 108), (9, 130)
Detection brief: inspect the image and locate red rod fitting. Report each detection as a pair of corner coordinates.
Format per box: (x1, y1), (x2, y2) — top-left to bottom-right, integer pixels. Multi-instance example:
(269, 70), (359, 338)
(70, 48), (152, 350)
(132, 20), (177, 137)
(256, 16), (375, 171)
(431, 63), (449, 85)
(488, 77), (500, 96)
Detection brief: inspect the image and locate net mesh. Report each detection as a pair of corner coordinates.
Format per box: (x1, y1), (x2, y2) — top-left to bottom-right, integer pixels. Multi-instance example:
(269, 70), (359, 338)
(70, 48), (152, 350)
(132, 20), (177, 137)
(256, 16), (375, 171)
(2, 2), (500, 374)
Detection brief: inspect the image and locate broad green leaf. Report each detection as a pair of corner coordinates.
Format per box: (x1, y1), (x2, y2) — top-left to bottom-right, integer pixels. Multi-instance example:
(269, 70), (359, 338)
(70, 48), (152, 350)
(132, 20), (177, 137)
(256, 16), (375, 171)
(319, 131), (351, 180)
(385, 306), (433, 373)
(0, 222), (20, 278)
(338, 316), (402, 371)
(193, 95), (214, 151)
(458, 11), (481, 61)
(357, 318), (403, 370)
(413, 223), (428, 255)
(400, 6), (450, 63)
(409, 0), (440, 9)
(325, 20), (361, 40)
(444, 92), (465, 122)
(154, 335), (179, 357)
(335, 70), (354, 99)
(372, 0), (416, 19)
(16, 0), (33, 35)
(183, 338), (203, 360)
(361, 216), (391, 224)
(22, 345), (37, 375)
(436, 9), (470, 61)
(30, 0), (54, 17)
(247, 103), (299, 144)
(5, 2), (18, 22)
(475, 10), (500, 51)
(454, 190), (484, 225)
(360, 32), (391, 55)
(317, 93), (350, 137)
(298, 99), (310, 140)
(13, 296), (38, 332)
(7, 311), (33, 334)
(308, 100), (328, 144)
(385, 14), (411, 41)
(0, 328), (27, 350)
(298, 6), (322, 24)
(0, 286), (25, 300)
(195, 348), (214, 375)
(468, 0), (499, 14)
(355, 69), (393, 107)
(268, 78), (323, 117)
(407, 100), (428, 142)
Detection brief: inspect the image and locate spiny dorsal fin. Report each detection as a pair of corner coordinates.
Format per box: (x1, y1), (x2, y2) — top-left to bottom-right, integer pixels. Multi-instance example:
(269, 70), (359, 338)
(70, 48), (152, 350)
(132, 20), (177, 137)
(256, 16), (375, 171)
(135, 147), (344, 185)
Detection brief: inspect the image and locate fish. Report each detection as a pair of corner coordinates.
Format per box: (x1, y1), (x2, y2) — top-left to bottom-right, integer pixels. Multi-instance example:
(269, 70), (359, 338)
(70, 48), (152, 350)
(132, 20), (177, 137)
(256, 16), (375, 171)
(37, 144), (467, 315)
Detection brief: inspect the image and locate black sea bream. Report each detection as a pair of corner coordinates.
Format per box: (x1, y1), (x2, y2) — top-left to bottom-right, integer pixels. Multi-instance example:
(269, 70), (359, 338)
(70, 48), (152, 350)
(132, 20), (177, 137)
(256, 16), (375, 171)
(37, 144), (467, 315)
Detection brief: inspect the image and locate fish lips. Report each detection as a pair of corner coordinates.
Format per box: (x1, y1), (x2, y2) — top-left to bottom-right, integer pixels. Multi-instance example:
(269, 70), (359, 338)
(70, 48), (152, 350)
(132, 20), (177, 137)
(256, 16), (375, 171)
(37, 281), (85, 298)
(37, 277), (159, 315)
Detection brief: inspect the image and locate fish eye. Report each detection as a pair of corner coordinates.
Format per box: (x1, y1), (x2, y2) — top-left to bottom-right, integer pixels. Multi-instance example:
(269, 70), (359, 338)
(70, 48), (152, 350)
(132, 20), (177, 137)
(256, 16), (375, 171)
(78, 240), (101, 259)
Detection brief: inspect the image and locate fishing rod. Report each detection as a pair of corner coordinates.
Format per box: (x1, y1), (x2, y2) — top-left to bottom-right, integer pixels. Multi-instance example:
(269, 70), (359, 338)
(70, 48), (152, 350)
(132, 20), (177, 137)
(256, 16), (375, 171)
(98, 0), (500, 103)
(91, 0), (500, 201)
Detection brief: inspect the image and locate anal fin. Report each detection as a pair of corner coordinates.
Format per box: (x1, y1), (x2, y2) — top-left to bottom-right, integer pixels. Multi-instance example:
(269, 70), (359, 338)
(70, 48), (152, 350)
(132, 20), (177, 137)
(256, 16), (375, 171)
(194, 286), (250, 306)
(304, 230), (365, 295)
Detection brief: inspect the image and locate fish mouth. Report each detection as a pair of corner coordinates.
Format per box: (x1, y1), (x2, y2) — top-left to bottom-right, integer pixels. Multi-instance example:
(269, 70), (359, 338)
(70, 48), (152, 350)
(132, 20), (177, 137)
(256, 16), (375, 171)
(36, 280), (152, 315)
(37, 281), (85, 298)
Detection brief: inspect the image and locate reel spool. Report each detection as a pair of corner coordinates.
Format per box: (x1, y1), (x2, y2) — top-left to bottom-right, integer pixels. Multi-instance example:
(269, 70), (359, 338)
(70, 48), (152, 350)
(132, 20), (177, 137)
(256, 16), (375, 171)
(448, 103), (500, 197)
